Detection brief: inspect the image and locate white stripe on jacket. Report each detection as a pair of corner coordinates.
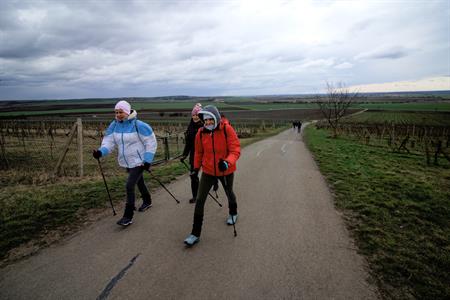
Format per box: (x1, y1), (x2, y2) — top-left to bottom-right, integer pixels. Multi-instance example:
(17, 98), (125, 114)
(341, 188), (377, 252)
(99, 110), (157, 168)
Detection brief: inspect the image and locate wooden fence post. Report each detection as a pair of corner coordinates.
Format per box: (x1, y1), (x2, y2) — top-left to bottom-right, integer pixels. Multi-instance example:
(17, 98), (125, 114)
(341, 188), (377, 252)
(53, 122), (77, 177)
(164, 136), (170, 161)
(0, 130), (8, 169)
(77, 118), (83, 177)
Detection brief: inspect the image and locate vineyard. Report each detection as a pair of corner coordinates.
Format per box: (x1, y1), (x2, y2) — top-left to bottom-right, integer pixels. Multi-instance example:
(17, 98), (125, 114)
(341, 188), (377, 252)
(0, 118), (285, 186)
(316, 111), (450, 165)
(342, 111), (450, 126)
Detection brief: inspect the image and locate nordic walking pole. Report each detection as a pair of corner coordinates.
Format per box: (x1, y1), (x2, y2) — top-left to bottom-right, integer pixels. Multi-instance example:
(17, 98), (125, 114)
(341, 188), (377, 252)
(96, 158), (117, 216)
(148, 170), (180, 204)
(181, 160), (222, 207)
(223, 175), (237, 237)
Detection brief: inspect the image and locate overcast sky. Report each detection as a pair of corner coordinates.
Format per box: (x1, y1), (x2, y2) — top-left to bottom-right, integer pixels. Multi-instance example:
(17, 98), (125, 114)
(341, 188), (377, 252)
(0, 0), (449, 100)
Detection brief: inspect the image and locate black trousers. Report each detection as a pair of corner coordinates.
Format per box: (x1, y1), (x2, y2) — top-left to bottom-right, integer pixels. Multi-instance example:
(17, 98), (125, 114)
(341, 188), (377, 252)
(124, 166), (151, 218)
(191, 172), (237, 237)
(189, 163), (200, 199)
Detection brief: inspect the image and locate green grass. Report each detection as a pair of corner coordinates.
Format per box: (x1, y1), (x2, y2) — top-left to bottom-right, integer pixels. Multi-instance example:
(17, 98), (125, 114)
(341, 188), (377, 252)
(354, 102), (450, 111)
(343, 111), (450, 126)
(0, 162), (186, 260)
(230, 103), (319, 110)
(2, 100), (450, 118)
(304, 126), (450, 299)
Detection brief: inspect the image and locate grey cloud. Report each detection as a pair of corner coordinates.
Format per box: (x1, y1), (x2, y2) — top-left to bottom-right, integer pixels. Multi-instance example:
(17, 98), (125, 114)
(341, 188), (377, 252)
(350, 18), (375, 33)
(0, 0), (448, 99)
(355, 46), (411, 60)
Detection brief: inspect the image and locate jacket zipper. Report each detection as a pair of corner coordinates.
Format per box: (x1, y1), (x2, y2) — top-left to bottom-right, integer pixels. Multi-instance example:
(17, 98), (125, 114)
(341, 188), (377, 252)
(121, 131), (129, 168)
(212, 130), (217, 176)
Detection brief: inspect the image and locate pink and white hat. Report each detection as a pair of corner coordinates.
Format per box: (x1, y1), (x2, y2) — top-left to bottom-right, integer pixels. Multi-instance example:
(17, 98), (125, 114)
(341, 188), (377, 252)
(191, 103), (202, 116)
(115, 100), (131, 115)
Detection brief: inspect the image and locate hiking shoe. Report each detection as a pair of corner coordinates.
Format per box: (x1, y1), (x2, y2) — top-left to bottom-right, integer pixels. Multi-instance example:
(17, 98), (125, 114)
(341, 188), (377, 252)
(189, 198), (196, 204)
(226, 214), (238, 225)
(138, 202), (152, 212)
(116, 217), (133, 226)
(184, 234), (200, 247)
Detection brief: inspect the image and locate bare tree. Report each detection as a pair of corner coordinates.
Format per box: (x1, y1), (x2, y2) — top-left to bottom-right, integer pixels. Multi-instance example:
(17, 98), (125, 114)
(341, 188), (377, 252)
(315, 82), (359, 137)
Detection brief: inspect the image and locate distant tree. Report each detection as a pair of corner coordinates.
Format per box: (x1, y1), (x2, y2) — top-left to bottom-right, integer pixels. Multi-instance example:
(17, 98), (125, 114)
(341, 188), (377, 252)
(315, 82), (359, 138)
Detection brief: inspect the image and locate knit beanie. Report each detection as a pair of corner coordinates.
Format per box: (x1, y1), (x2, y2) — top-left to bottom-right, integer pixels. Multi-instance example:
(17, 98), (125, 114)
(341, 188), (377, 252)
(191, 103), (202, 116)
(115, 100), (131, 115)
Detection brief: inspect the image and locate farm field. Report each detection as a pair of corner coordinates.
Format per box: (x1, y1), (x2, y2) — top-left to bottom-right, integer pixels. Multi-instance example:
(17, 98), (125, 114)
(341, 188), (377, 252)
(354, 102), (450, 111)
(1, 93), (450, 118)
(343, 111), (450, 126)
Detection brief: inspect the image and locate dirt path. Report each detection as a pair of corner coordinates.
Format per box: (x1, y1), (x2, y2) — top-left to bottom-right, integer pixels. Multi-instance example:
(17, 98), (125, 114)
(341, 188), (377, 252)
(0, 128), (379, 299)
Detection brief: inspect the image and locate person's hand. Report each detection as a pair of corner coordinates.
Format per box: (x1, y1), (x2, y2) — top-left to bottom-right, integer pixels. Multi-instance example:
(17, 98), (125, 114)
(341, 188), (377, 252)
(180, 155), (187, 163)
(190, 168), (199, 177)
(93, 150), (102, 159)
(218, 159), (228, 172)
(142, 162), (151, 171)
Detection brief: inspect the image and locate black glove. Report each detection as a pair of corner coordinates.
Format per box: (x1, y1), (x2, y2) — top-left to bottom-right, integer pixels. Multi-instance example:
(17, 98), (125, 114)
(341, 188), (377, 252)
(180, 155), (187, 163)
(213, 178), (219, 192)
(93, 150), (102, 159)
(142, 162), (151, 171)
(218, 159), (229, 172)
(191, 168), (199, 176)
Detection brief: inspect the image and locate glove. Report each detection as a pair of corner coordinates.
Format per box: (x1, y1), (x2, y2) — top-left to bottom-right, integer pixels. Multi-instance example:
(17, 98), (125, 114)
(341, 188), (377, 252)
(218, 159), (229, 172)
(191, 168), (199, 176)
(180, 155), (187, 163)
(213, 178), (219, 192)
(92, 150), (102, 159)
(142, 162), (151, 171)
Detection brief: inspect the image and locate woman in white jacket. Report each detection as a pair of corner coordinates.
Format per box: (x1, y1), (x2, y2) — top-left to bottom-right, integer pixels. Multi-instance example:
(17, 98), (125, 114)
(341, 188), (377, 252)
(93, 100), (157, 226)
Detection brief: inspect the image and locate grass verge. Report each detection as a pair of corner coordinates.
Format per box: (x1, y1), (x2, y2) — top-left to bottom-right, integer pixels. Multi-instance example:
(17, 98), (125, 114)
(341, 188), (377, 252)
(0, 126), (287, 264)
(0, 162), (186, 262)
(304, 125), (450, 299)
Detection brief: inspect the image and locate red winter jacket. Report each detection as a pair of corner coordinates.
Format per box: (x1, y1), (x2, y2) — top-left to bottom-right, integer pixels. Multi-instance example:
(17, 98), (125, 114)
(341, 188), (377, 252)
(194, 121), (240, 176)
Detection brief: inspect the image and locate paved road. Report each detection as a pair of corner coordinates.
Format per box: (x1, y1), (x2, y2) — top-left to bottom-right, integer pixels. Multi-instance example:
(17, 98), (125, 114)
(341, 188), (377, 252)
(0, 128), (379, 300)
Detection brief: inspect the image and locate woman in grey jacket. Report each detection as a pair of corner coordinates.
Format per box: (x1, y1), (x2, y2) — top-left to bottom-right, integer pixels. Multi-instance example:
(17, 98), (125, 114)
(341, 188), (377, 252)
(93, 100), (157, 226)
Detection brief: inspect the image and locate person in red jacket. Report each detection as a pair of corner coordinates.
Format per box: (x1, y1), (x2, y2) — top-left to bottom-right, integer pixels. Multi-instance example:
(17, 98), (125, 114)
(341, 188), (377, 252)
(184, 105), (241, 247)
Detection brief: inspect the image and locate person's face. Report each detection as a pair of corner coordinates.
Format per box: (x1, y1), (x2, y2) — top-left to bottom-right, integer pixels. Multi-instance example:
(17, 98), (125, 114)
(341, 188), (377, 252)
(204, 118), (215, 127)
(192, 114), (200, 122)
(115, 109), (128, 121)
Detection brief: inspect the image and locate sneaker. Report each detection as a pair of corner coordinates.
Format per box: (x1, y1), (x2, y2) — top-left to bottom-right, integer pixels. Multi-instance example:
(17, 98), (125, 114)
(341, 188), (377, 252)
(138, 202), (152, 212)
(226, 214), (238, 225)
(184, 234), (200, 247)
(189, 198), (196, 204)
(116, 217), (133, 226)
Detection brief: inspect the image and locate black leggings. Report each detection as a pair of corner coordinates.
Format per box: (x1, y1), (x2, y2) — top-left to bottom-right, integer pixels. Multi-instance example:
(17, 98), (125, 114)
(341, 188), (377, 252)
(126, 166), (151, 208)
(191, 172), (237, 237)
(189, 163), (200, 199)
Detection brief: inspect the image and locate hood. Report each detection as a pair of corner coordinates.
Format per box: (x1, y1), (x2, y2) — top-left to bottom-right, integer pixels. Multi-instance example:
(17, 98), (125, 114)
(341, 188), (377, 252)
(198, 105), (221, 130)
(127, 109), (137, 120)
(117, 109), (137, 123)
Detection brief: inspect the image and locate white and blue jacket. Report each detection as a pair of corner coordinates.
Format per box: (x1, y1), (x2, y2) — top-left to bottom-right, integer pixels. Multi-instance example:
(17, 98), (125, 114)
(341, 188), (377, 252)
(99, 110), (157, 168)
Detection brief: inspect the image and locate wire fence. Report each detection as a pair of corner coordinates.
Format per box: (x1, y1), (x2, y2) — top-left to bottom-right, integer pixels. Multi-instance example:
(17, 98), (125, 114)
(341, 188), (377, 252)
(0, 119), (186, 186)
(0, 118), (286, 186)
